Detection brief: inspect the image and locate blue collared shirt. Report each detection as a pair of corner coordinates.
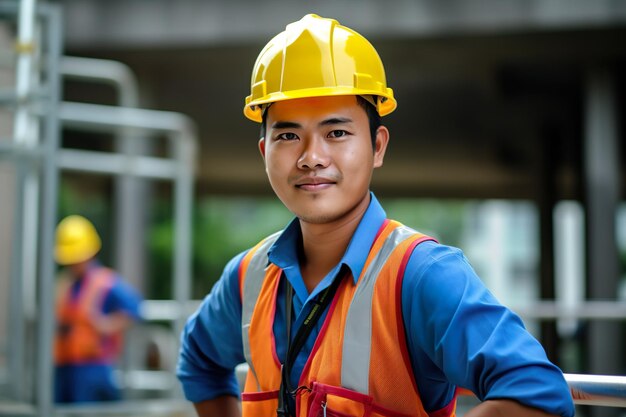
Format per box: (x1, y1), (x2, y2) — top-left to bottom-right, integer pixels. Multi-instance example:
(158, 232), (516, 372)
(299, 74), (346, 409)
(177, 194), (574, 416)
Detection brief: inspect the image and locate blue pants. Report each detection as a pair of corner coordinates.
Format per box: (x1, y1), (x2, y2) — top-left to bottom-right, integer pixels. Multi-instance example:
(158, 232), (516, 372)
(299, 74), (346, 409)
(54, 364), (121, 403)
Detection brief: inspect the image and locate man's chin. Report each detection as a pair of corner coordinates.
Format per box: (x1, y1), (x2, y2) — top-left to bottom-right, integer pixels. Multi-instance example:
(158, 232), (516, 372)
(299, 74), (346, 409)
(297, 214), (339, 225)
(293, 206), (340, 225)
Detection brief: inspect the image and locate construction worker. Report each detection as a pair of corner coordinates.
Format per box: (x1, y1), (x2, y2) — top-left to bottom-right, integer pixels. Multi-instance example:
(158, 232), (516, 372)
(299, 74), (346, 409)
(177, 14), (575, 417)
(54, 215), (143, 403)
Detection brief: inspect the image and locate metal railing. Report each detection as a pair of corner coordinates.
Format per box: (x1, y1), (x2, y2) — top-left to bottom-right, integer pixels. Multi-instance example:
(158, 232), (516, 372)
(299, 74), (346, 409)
(234, 362), (626, 408)
(44, 371), (626, 416)
(566, 374), (626, 408)
(511, 300), (626, 321)
(1, 4), (198, 415)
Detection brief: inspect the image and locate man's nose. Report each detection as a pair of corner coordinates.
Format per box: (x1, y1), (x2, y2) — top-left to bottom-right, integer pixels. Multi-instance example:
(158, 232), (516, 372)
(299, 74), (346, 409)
(297, 137), (330, 170)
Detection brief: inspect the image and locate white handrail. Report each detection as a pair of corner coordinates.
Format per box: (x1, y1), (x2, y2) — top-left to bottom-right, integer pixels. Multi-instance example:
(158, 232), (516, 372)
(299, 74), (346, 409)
(140, 299), (626, 322)
(231, 364), (626, 408)
(566, 373), (626, 407)
(512, 301), (626, 320)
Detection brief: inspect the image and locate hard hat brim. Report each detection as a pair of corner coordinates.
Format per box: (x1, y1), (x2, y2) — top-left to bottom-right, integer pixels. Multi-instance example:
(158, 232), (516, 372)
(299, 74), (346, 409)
(55, 243), (101, 265)
(244, 87), (397, 123)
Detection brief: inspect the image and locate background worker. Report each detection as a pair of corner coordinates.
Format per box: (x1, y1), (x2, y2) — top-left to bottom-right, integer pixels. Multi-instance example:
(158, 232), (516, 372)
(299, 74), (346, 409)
(177, 14), (575, 417)
(54, 214), (143, 403)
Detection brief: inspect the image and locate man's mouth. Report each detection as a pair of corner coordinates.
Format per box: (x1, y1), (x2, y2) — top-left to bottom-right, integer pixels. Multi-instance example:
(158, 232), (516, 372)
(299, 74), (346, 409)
(295, 176), (336, 191)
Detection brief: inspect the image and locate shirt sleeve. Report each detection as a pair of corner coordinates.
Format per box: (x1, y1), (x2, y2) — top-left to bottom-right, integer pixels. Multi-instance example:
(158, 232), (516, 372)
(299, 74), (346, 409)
(102, 276), (144, 320)
(402, 241), (575, 417)
(176, 251), (248, 403)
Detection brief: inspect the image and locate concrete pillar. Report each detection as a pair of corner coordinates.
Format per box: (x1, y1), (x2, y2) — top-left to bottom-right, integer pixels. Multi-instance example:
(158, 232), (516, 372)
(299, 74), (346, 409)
(538, 123), (559, 364)
(584, 68), (622, 417)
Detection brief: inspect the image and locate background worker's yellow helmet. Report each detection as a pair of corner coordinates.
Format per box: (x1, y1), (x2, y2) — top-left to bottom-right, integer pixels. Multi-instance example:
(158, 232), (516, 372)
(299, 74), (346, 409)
(55, 215), (102, 265)
(244, 14), (397, 122)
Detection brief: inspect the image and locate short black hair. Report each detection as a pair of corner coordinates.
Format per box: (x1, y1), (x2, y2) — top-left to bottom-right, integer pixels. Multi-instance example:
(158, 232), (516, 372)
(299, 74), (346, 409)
(356, 95), (382, 149)
(260, 96), (382, 150)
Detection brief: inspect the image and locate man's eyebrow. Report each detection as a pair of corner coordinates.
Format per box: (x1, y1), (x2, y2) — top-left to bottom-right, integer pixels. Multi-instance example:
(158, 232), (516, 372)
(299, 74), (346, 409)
(271, 117), (352, 130)
(319, 117), (353, 126)
(271, 121), (301, 130)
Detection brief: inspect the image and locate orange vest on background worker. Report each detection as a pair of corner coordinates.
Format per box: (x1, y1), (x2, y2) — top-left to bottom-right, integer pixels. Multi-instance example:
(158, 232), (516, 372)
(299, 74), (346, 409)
(239, 220), (456, 417)
(54, 267), (123, 365)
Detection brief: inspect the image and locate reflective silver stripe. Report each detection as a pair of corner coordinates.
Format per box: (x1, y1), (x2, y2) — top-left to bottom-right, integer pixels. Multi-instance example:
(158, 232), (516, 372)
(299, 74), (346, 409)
(341, 225), (418, 393)
(241, 231), (281, 392)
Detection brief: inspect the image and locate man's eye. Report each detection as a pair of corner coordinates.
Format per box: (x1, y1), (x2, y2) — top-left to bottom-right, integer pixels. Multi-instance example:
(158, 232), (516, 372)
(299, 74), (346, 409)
(328, 130), (348, 138)
(277, 132), (299, 141)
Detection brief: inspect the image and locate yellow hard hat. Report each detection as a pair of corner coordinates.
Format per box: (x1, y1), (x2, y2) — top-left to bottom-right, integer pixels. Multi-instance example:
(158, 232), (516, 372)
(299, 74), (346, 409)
(244, 14), (397, 122)
(55, 215), (102, 265)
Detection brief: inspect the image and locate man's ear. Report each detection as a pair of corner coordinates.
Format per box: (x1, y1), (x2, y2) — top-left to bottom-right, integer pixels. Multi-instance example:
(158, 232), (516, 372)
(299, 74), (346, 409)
(258, 137), (266, 159)
(373, 126), (389, 168)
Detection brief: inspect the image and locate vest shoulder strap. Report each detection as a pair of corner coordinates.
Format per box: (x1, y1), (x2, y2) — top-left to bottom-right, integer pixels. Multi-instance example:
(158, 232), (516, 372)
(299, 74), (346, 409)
(341, 223), (434, 392)
(80, 267), (116, 310)
(240, 231), (282, 391)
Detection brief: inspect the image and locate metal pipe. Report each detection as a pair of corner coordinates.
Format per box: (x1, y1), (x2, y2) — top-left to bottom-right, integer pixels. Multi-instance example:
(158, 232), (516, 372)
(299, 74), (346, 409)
(172, 127), (196, 376)
(57, 149), (179, 180)
(60, 56), (145, 292)
(1, 0), (38, 405)
(140, 300), (201, 321)
(566, 374), (626, 408)
(138, 299), (626, 322)
(13, 0), (37, 146)
(37, 4), (62, 416)
(7, 149), (26, 403)
(53, 398), (194, 416)
(60, 56), (139, 108)
(511, 300), (626, 320)
(59, 101), (195, 135)
(14, 0), (42, 329)
(58, 99), (198, 398)
(2, 7), (197, 409)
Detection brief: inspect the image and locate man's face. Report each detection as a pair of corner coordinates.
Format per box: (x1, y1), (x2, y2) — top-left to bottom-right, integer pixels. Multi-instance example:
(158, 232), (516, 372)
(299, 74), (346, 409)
(68, 259), (90, 278)
(259, 95), (388, 225)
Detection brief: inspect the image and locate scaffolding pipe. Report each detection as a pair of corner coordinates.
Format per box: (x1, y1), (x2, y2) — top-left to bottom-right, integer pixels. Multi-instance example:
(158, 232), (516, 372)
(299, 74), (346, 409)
(1, 5), (196, 410)
(36, 5), (62, 416)
(14, 0), (41, 325)
(60, 56), (139, 108)
(58, 100), (197, 395)
(14, 0), (37, 145)
(2, 0), (39, 404)
(566, 374), (626, 408)
(48, 373), (626, 416)
(57, 149), (179, 180)
(59, 101), (195, 135)
(512, 300), (626, 320)
(7, 147), (26, 402)
(60, 56), (145, 292)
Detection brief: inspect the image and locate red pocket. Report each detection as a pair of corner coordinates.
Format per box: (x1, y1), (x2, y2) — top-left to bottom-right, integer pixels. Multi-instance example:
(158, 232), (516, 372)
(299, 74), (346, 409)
(305, 382), (371, 417)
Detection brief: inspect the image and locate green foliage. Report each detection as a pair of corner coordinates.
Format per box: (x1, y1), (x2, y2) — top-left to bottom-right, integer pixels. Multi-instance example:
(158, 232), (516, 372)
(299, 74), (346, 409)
(146, 197), (292, 299)
(59, 180), (470, 301)
(145, 196), (472, 299)
(381, 198), (467, 247)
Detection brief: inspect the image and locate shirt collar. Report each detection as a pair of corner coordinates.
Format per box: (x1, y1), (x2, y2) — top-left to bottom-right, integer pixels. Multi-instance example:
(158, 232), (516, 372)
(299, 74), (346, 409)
(268, 192), (387, 285)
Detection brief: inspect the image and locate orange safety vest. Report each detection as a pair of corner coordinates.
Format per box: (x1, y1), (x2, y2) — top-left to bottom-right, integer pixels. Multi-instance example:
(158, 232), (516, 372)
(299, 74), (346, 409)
(54, 267), (123, 365)
(239, 220), (458, 417)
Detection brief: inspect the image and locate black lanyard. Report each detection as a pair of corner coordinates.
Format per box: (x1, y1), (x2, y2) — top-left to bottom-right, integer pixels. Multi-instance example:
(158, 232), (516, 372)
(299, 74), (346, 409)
(276, 268), (345, 417)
